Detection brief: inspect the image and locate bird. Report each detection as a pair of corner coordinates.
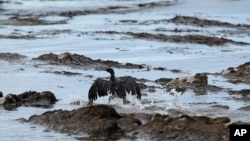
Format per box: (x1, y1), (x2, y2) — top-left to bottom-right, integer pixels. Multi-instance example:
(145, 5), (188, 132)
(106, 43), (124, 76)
(0, 91), (3, 98)
(88, 68), (141, 104)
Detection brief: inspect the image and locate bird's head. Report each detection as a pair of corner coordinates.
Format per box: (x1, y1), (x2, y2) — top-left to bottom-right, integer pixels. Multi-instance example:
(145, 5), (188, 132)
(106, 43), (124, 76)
(105, 68), (115, 75)
(0, 91), (3, 98)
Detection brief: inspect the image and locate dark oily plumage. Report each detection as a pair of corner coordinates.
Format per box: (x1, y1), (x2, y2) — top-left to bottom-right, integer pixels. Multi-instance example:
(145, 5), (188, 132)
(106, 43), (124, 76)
(0, 91), (3, 97)
(88, 68), (141, 104)
(119, 76), (141, 99)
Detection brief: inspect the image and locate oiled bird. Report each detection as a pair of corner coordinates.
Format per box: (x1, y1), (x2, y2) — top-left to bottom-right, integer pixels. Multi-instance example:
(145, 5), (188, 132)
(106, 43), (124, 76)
(88, 68), (141, 104)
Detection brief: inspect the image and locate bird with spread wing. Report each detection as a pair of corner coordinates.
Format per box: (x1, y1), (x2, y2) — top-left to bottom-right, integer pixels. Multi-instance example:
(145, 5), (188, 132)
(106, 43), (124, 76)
(88, 68), (141, 105)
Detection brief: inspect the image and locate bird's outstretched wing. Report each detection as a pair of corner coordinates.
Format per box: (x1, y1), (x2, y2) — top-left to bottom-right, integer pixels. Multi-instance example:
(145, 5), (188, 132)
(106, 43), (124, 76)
(88, 78), (111, 101)
(120, 76), (141, 99)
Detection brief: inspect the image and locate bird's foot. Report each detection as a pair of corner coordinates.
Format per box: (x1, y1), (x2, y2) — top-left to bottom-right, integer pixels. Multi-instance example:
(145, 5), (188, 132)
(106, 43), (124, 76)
(108, 95), (116, 103)
(123, 98), (130, 104)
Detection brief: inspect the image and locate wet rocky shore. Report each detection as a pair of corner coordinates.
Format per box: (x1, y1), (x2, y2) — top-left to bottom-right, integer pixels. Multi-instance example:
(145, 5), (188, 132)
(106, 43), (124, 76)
(19, 104), (231, 141)
(1, 0), (250, 140)
(1, 52), (250, 140)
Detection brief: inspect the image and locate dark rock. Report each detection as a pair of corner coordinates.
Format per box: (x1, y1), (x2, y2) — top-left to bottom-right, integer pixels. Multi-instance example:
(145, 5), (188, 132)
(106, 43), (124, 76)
(95, 31), (249, 46)
(0, 52), (26, 61)
(211, 105), (230, 109)
(18, 91), (57, 107)
(193, 73), (208, 94)
(169, 15), (250, 28)
(54, 70), (82, 76)
(21, 104), (233, 140)
(125, 63), (143, 69)
(228, 89), (250, 95)
(239, 89), (250, 96)
(153, 67), (166, 71)
(170, 69), (182, 73)
(137, 1), (173, 8)
(41, 70), (82, 76)
(3, 94), (22, 109)
(221, 62), (250, 84)
(228, 89), (250, 101)
(0, 35), (36, 39)
(25, 105), (141, 137)
(191, 102), (218, 105)
(59, 6), (130, 17)
(127, 32), (248, 46)
(119, 20), (138, 23)
(238, 105), (250, 111)
(35, 52), (58, 62)
(118, 114), (142, 132)
(0, 16), (67, 26)
(2, 91), (57, 110)
(33, 52), (144, 69)
(206, 85), (225, 92)
(130, 114), (230, 141)
(166, 73), (208, 95)
(155, 78), (173, 85)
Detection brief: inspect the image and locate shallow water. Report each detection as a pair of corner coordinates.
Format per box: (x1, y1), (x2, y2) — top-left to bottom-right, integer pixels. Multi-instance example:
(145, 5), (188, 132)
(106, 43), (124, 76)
(1, 0), (250, 140)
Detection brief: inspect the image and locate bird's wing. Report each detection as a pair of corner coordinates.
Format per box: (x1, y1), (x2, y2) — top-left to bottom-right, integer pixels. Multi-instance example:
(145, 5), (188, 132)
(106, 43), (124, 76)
(120, 76), (141, 99)
(88, 78), (111, 101)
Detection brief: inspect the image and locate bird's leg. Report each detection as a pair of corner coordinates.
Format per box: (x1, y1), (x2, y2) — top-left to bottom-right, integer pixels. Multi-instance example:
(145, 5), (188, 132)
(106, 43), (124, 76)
(108, 95), (115, 103)
(108, 83), (117, 103)
(123, 97), (130, 104)
(87, 100), (93, 106)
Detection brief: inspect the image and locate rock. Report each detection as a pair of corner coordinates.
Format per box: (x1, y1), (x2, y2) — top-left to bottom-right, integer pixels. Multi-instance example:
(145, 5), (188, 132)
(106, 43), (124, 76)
(18, 91), (57, 107)
(166, 73), (208, 95)
(221, 62), (250, 83)
(3, 94), (22, 109)
(211, 105), (230, 109)
(25, 105), (140, 137)
(0, 52), (26, 61)
(2, 91), (57, 110)
(130, 114), (230, 141)
(137, 1), (173, 8)
(228, 89), (250, 95)
(129, 32), (249, 46)
(21, 105), (232, 140)
(168, 15), (250, 28)
(41, 70), (82, 76)
(153, 67), (166, 71)
(33, 52), (144, 69)
(228, 89), (250, 101)
(193, 73), (208, 94)
(238, 105), (250, 111)
(155, 78), (173, 85)
(95, 31), (249, 46)
(118, 114), (142, 132)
